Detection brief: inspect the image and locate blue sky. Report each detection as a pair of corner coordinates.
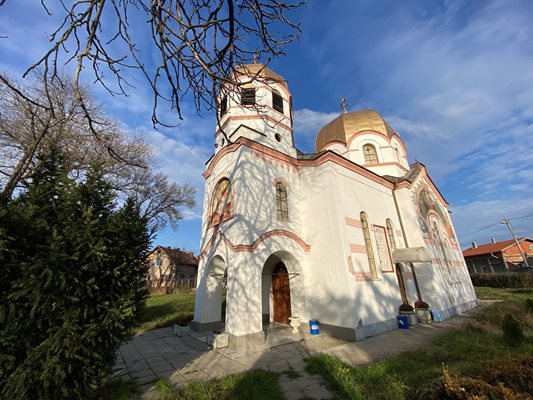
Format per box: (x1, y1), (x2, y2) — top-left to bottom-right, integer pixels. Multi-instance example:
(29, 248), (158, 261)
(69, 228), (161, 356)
(1, 0), (532, 251)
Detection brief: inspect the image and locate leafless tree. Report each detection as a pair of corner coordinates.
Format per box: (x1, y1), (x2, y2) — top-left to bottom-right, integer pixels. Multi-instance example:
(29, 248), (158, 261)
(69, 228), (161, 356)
(129, 170), (196, 229)
(0, 74), (196, 230)
(0, 0), (304, 137)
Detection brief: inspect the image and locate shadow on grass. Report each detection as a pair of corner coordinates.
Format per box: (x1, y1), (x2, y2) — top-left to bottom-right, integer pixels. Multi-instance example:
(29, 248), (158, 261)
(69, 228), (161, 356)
(155, 370), (284, 400)
(134, 292), (196, 333)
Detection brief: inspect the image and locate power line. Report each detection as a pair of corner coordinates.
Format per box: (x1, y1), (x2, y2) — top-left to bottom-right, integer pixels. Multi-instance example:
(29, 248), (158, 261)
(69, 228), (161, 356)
(508, 214), (533, 221)
(459, 214), (533, 239)
(459, 222), (501, 239)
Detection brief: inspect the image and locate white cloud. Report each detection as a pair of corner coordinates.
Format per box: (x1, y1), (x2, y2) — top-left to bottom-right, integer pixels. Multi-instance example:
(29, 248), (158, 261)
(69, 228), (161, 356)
(368, 1), (533, 196)
(292, 108), (339, 150)
(142, 128), (211, 220)
(293, 108), (338, 136)
(451, 197), (533, 248)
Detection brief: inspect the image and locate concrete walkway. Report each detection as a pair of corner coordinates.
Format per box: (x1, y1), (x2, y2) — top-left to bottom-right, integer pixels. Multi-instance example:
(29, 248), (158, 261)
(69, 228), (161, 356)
(114, 304), (488, 399)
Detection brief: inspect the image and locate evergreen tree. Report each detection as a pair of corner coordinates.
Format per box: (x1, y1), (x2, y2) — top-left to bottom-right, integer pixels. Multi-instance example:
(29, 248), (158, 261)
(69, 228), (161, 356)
(0, 149), (151, 399)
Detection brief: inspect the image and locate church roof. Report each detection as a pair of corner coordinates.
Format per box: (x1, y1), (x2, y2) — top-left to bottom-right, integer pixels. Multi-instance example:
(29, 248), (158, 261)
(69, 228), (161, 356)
(315, 109), (398, 152)
(234, 63), (288, 88)
(382, 162), (422, 184)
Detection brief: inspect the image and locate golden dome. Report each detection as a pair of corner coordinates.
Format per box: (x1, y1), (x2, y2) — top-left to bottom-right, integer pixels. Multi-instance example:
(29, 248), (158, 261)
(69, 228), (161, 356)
(315, 109), (397, 151)
(234, 63), (288, 88)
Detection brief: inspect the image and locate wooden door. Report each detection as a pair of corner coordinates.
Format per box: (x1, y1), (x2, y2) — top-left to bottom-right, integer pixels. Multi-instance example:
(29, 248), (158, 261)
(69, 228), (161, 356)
(272, 263), (291, 325)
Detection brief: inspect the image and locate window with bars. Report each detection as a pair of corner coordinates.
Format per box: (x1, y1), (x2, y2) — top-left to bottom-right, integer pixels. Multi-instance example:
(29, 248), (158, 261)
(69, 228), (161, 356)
(272, 90), (284, 113)
(361, 212), (378, 279)
(363, 144), (379, 164)
(241, 87), (256, 105)
(219, 95), (228, 116)
(276, 182), (289, 221)
(386, 219), (396, 250)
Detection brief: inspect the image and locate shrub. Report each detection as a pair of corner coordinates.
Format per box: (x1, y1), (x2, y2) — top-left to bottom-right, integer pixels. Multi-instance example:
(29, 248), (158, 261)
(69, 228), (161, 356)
(501, 314), (524, 347)
(470, 272), (533, 289)
(415, 301), (430, 309)
(399, 303), (414, 312)
(525, 298), (533, 313)
(480, 355), (533, 396)
(0, 152), (150, 399)
(421, 365), (520, 400)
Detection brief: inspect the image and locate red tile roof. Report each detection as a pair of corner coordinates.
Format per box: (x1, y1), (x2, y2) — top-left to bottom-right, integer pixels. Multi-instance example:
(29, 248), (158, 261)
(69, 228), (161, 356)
(154, 246), (199, 266)
(462, 238), (530, 257)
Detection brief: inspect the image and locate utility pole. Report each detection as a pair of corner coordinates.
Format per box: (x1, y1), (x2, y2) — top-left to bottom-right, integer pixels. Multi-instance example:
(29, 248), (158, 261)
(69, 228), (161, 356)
(501, 218), (530, 268)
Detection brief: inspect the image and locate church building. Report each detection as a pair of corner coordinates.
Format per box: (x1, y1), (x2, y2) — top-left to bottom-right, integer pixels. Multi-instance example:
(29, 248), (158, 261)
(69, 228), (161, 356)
(190, 64), (477, 347)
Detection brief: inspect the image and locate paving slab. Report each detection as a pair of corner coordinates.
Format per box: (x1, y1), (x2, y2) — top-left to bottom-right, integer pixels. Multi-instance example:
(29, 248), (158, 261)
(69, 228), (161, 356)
(320, 304), (487, 366)
(116, 303), (489, 399)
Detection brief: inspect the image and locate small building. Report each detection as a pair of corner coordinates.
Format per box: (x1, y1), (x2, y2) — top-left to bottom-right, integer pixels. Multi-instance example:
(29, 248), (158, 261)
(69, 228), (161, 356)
(147, 246), (199, 293)
(463, 238), (533, 273)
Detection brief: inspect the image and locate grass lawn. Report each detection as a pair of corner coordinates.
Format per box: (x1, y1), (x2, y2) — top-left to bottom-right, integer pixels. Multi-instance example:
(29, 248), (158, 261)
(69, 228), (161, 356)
(305, 288), (533, 400)
(134, 291), (196, 334)
(130, 287), (533, 399)
(475, 286), (533, 301)
(156, 370), (285, 400)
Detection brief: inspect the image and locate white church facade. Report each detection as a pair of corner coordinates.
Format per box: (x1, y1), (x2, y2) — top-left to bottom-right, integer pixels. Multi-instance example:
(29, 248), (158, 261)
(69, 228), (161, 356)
(190, 64), (477, 346)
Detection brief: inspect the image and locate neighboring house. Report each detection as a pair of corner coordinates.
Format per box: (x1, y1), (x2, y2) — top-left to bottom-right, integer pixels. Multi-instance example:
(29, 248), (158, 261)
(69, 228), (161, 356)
(463, 238), (533, 273)
(147, 246), (199, 293)
(191, 63), (477, 348)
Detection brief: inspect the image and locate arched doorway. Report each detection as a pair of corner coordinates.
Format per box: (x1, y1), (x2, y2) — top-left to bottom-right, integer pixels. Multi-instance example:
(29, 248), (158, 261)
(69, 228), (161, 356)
(272, 262), (291, 325)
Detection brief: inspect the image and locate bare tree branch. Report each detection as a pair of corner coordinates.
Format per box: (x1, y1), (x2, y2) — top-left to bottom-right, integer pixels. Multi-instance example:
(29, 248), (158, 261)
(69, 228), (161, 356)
(5, 0), (304, 132)
(0, 73), (195, 230)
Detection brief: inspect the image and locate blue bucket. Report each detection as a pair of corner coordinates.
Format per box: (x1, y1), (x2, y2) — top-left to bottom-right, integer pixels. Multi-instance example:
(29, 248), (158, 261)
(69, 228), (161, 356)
(397, 315), (409, 329)
(309, 319), (320, 335)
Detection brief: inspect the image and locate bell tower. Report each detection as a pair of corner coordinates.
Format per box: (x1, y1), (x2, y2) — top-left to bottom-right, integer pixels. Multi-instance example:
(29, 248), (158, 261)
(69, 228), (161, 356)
(214, 64), (296, 157)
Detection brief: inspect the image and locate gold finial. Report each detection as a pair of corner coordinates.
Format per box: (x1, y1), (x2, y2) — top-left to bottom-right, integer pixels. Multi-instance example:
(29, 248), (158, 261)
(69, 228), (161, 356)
(253, 50), (259, 64)
(340, 97), (349, 113)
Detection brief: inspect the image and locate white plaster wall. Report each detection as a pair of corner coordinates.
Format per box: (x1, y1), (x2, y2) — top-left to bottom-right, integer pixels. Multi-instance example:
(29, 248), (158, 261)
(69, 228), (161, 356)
(342, 134), (408, 177)
(390, 137), (409, 169)
(323, 142), (346, 155)
(394, 175), (477, 315)
(300, 161), (406, 333)
(196, 232), (309, 337)
(195, 142), (310, 337)
(222, 147), (303, 243)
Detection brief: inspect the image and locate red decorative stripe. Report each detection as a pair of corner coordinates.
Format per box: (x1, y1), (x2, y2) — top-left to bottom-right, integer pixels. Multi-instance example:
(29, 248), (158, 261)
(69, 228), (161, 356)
(199, 229), (310, 259)
(349, 244), (367, 253)
(345, 217), (362, 228)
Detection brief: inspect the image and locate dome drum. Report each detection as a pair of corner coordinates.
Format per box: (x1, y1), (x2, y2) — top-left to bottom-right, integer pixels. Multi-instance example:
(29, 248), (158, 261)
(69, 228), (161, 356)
(316, 109), (399, 152)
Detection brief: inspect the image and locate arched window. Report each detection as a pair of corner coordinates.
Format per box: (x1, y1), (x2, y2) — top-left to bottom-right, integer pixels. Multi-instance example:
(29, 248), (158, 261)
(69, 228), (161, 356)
(276, 182), (289, 221)
(432, 220), (452, 276)
(363, 144), (378, 164)
(272, 89), (284, 113)
(361, 212), (378, 279)
(210, 178), (232, 226)
(394, 147), (401, 163)
(386, 219), (396, 250)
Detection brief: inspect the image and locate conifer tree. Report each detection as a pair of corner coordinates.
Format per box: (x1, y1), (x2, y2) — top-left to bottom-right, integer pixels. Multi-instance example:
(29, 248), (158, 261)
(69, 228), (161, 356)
(0, 148), (151, 399)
